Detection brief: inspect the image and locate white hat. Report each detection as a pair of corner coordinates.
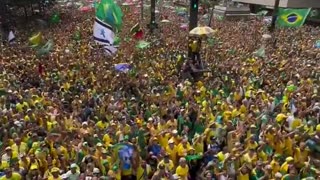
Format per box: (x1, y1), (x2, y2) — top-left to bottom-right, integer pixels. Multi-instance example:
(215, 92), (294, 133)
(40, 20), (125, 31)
(93, 168), (100, 173)
(172, 130), (178, 134)
(70, 163), (77, 168)
(275, 172), (282, 178)
(14, 121), (22, 127)
(172, 174), (180, 180)
(82, 122), (88, 126)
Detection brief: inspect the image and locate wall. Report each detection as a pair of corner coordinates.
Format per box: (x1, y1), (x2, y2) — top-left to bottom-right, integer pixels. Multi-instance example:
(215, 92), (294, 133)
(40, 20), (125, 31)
(233, 0), (320, 8)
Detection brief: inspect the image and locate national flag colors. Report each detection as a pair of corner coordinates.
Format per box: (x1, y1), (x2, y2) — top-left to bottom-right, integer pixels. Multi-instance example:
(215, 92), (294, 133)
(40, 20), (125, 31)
(93, 18), (117, 55)
(95, 0), (123, 31)
(277, 8), (311, 27)
(93, 0), (123, 55)
(8, 31), (15, 43)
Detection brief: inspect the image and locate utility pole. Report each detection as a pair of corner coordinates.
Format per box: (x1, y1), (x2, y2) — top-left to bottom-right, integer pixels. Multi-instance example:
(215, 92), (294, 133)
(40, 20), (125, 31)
(140, 0), (144, 21)
(149, 0), (158, 33)
(269, 0), (280, 47)
(189, 0), (199, 31)
(269, 0), (280, 32)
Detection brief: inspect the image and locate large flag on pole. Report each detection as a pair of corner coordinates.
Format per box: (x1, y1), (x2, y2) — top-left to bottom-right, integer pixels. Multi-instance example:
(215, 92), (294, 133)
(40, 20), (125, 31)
(93, 0), (123, 55)
(93, 18), (117, 55)
(277, 8), (311, 27)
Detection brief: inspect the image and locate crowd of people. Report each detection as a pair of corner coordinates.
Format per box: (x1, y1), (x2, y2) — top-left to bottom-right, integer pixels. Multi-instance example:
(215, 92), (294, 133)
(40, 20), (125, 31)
(0, 0), (319, 179)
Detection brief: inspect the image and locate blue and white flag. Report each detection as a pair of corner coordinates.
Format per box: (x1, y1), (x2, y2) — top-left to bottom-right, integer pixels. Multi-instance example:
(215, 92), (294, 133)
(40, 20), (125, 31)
(93, 17), (117, 55)
(8, 31), (15, 44)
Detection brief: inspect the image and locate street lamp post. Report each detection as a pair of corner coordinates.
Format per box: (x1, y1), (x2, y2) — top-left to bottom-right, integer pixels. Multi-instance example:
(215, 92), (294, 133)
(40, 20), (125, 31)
(188, 0), (199, 58)
(189, 0), (199, 31)
(149, 0), (158, 33)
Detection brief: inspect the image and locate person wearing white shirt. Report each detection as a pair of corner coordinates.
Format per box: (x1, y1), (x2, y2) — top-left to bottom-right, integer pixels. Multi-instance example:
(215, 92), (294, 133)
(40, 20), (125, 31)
(61, 164), (80, 180)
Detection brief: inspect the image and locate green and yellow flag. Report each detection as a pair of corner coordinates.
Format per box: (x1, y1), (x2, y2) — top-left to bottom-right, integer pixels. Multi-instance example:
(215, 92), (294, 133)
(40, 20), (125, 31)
(277, 8), (311, 27)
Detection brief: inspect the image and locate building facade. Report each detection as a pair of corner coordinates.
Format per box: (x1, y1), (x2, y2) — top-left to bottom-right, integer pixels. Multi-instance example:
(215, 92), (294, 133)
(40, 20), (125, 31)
(233, 0), (320, 8)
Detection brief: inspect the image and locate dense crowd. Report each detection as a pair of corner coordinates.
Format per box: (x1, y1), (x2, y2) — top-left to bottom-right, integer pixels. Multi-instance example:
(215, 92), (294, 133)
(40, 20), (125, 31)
(0, 1), (319, 180)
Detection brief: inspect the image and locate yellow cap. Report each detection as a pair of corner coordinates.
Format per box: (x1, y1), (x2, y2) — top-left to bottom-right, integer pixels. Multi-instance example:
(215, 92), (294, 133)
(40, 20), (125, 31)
(316, 124), (320, 132)
(276, 113), (287, 123)
(51, 167), (60, 173)
(30, 164), (38, 170)
(286, 157), (294, 162)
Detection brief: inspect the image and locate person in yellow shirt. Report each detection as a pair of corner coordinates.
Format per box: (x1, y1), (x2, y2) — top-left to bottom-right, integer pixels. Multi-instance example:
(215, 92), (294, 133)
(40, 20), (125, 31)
(177, 139), (191, 158)
(293, 142), (309, 168)
(11, 138), (28, 156)
(241, 149), (257, 169)
(0, 161), (9, 172)
(158, 154), (175, 173)
(18, 154), (30, 171)
(108, 165), (121, 180)
(168, 130), (180, 145)
(246, 136), (258, 150)
(270, 154), (281, 175)
(48, 167), (62, 180)
(280, 157), (294, 174)
(158, 119), (167, 132)
(94, 143), (104, 159)
(204, 123), (216, 144)
(1, 147), (18, 164)
(0, 168), (22, 180)
(175, 158), (189, 180)
(103, 130), (113, 147)
(136, 160), (151, 180)
(96, 117), (109, 130)
(158, 131), (171, 148)
(166, 118), (177, 130)
(165, 140), (178, 165)
(283, 134), (294, 156)
(193, 134), (204, 155)
(237, 164), (250, 180)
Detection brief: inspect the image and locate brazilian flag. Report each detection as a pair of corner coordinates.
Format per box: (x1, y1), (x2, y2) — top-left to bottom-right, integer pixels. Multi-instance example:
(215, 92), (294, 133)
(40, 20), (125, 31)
(277, 8), (311, 27)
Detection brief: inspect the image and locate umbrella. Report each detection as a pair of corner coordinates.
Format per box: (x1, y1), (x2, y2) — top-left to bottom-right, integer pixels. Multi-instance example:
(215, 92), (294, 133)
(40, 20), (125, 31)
(136, 41), (150, 49)
(160, 19), (170, 23)
(189, 26), (216, 37)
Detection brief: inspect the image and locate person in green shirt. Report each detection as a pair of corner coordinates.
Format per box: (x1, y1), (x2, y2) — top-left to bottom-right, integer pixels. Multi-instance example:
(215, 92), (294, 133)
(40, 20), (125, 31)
(299, 163), (318, 179)
(250, 161), (265, 180)
(282, 167), (300, 180)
